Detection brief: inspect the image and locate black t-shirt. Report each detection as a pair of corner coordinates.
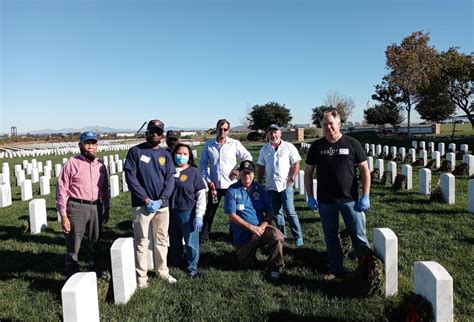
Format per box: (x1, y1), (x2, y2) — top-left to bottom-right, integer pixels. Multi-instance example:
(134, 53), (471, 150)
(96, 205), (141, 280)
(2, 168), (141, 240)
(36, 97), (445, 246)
(306, 135), (367, 203)
(170, 166), (207, 210)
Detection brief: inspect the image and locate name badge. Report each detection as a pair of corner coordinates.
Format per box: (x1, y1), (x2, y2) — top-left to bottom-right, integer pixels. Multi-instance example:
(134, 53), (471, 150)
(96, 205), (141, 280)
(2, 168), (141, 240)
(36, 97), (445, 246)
(339, 148), (349, 155)
(140, 155), (151, 163)
(237, 204), (245, 211)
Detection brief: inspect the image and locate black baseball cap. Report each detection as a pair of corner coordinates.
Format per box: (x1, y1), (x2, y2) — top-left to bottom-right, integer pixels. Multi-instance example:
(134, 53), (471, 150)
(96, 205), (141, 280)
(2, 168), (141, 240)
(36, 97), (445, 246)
(239, 160), (255, 173)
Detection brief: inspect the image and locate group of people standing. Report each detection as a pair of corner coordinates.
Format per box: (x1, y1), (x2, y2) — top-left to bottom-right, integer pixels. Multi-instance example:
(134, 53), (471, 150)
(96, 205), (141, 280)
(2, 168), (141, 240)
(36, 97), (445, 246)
(56, 108), (371, 286)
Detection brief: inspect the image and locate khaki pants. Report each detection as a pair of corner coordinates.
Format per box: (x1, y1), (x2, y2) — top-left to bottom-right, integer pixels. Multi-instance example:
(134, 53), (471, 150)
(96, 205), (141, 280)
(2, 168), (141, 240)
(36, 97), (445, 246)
(132, 206), (170, 285)
(236, 225), (285, 273)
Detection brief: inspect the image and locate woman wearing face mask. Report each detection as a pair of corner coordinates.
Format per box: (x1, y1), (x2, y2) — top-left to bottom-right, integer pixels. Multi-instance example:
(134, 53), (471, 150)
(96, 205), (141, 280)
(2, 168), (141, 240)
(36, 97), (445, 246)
(168, 143), (207, 277)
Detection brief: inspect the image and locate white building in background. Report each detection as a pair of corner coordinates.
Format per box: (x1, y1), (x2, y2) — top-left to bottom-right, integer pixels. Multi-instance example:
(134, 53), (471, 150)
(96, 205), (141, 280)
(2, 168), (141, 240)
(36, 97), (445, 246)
(180, 131), (197, 137)
(116, 133), (136, 138)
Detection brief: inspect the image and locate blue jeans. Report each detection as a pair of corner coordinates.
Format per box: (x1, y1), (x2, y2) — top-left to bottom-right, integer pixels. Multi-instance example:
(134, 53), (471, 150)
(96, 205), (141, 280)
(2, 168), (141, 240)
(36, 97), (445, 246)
(169, 208), (200, 275)
(268, 187), (303, 241)
(319, 201), (369, 274)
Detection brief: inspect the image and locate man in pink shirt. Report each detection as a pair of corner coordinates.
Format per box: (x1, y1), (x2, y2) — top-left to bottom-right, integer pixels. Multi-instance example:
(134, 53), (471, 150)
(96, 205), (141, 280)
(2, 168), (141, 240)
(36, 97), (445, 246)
(56, 131), (110, 278)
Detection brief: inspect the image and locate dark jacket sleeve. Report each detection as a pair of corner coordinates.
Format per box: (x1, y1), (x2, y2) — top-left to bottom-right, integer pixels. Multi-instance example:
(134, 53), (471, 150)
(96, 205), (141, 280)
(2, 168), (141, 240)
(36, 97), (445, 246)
(159, 153), (176, 202)
(124, 147), (149, 203)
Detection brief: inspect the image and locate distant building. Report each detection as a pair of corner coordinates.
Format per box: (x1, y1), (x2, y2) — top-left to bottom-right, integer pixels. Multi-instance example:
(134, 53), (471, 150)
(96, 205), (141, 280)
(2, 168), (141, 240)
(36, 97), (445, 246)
(180, 131), (197, 137)
(116, 133), (136, 138)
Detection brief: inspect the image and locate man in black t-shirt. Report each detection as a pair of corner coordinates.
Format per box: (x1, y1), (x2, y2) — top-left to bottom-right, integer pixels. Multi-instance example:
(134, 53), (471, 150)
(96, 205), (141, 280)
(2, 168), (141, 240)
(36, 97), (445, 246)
(304, 109), (371, 278)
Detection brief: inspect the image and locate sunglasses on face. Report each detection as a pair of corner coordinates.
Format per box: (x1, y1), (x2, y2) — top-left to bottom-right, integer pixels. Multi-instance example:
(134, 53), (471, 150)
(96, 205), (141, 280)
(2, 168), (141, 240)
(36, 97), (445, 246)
(218, 128), (229, 132)
(148, 130), (163, 135)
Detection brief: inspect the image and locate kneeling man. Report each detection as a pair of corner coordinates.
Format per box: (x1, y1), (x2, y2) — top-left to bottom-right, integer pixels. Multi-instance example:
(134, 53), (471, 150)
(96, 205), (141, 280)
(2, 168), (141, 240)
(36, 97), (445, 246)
(224, 160), (285, 280)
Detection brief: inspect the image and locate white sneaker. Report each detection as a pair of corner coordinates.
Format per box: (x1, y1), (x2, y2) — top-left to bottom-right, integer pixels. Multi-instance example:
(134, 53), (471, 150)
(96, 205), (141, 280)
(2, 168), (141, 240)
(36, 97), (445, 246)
(160, 273), (177, 284)
(138, 281), (149, 289)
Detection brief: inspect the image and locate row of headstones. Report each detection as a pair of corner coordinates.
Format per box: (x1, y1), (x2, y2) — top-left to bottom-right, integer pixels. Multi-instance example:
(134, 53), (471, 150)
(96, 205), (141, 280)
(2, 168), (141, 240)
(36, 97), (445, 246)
(365, 144), (474, 172)
(60, 229), (453, 321)
(292, 166), (474, 214)
(0, 139), (202, 160)
(0, 142), (136, 159)
(0, 147), (199, 208)
(364, 142), (470, 157)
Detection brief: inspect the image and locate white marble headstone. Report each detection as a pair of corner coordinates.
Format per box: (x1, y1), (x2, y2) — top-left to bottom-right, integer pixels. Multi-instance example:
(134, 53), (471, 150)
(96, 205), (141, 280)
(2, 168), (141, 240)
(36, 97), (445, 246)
(419, 141), (426, 151)
(387, 161), (396, 184)
(29, 198), (47, 234)
(468, 179), (474, 214)
(367, 156), (374, 172)
(375, 159), (384, 179)
(298, 170), (305, 195)
(374, 228), (398, 296)
(401, 164), (412, 190)
(398, 147), (406, 161)
(110, 175), (120, 198)
(21, 179), (33, 201)
(61, 272), (100, 322)
(111, 238), (137, 304)
(55, 164), (62, 177)
(440, 173), (455, 204)
(414, 261), (453, 322)
(445, 153), (456, 171)
(448, 143), (456, 153)
(39, 176), (50, 196)
(0, 183), (12, 208)
(408, 148), (416, 163)
(419, 150), (427, 167)
(419, 168), (431, 196)
(122, 172), (129, 192)
(438, 142), (445, 156)
(460, 144), (468, 155)
(432, 151), (441, 169)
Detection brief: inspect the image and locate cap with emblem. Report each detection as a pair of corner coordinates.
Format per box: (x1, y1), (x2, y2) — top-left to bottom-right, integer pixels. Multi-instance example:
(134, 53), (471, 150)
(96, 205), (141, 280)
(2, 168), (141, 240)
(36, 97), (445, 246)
(147, 119), (165, 132)
(267, 124), (283, 132)
(166, 130), (180, 139)
(80, 131), (98, 142)
(238, 160), (255, 173)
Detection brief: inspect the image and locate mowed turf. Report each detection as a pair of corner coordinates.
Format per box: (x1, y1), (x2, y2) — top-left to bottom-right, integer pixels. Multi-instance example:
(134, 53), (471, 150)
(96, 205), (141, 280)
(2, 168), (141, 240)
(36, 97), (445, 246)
(0, 141), (473, 321)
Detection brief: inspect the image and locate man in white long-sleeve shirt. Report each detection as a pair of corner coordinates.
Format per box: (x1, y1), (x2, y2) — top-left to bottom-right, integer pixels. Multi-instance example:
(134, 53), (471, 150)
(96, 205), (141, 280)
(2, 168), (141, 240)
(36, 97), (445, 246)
(199, 119), (252, 243)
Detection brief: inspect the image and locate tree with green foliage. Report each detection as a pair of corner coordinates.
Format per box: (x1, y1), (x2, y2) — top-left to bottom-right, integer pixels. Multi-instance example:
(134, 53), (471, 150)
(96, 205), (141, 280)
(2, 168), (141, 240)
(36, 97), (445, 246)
(247, 101), (292, 131)
(364, 104), (404, 127)
(415, 78), (456, 123)
(382, 31), (440, 135)
(438, 47), (474, 128)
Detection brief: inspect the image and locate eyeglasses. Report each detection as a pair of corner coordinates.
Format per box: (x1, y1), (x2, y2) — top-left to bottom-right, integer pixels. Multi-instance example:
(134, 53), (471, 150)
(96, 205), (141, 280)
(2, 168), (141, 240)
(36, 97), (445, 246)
(148, 130), (163, 135)
(218, 128), (229, 132)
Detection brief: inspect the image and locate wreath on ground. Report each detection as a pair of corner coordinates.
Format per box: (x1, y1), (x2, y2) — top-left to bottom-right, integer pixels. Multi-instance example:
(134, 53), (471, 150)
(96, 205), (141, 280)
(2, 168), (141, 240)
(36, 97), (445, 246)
(357, 246), (384, 297)
(389, 292), (433, 322)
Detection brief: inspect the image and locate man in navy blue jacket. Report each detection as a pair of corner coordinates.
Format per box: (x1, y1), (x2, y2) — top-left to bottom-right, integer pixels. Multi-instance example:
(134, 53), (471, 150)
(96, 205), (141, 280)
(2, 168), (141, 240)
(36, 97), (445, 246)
(124, 119), (177, 288)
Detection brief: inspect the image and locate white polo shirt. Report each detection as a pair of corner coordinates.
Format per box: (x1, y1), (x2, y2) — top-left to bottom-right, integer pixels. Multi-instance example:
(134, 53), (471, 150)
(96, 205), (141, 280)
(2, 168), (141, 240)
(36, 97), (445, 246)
(199, 137), (252, 189)
(257, 140), (301, 192)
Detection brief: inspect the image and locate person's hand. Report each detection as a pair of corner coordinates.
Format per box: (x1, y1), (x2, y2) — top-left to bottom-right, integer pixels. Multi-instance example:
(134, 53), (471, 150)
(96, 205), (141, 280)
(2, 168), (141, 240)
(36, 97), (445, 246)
(229, 168), (239, 180)
(307, 196), (318, 210)
(207, 181), (216, 191)
(355, 194), (370, 212)
(61, 216), (71, 234)
(103, 208), (110, 224)
(146, 200), (162, 213)
(193, 217), (203, 231)
(249, 224), (265, 237)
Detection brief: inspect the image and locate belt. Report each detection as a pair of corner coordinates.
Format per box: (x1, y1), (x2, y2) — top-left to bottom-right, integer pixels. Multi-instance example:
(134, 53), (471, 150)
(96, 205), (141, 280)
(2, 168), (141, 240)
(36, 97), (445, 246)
(68, 197), (100, 205)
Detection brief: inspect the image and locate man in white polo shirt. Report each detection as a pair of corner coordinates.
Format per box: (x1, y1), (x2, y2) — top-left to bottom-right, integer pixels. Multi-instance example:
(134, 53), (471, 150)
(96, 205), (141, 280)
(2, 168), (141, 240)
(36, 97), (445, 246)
(199, 118), (252, 243)
(257, 124), (304, 247)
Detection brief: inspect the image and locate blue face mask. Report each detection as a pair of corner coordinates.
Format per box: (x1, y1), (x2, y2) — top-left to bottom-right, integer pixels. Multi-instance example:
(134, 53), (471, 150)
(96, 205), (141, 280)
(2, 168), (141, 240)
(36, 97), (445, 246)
(174, 154), (189, 165)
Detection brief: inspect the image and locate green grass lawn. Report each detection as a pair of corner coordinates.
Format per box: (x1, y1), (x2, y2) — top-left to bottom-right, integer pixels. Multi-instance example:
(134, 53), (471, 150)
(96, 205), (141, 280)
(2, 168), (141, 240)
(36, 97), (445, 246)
(0, 143), (473, 321)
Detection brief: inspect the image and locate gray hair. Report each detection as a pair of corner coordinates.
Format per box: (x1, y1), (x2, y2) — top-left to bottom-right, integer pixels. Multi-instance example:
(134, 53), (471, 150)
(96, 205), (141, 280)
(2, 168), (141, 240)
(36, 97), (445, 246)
(319, 108), (341, 124)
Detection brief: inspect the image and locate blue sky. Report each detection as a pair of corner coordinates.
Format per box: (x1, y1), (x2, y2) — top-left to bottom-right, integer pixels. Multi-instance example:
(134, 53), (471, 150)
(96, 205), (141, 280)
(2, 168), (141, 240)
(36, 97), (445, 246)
(1, 0), (472, 133)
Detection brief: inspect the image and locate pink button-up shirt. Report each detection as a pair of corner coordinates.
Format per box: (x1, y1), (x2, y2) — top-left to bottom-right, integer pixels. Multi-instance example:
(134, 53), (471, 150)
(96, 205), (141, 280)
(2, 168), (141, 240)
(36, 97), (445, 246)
(56, 155), (110, 217)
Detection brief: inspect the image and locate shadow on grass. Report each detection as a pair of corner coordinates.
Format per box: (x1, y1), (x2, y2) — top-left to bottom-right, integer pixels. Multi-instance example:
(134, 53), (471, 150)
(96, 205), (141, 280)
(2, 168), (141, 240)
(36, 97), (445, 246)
(198, 250), (238, 271)
(0, 249), (64, 275)
(298, 217), (320, 224)
(401, 207), (466, 216)
(277, 271), (363, 299)
(285, 247), (329, 273)
(268, 310), (345, 322)
(0, 225), (64, 245)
